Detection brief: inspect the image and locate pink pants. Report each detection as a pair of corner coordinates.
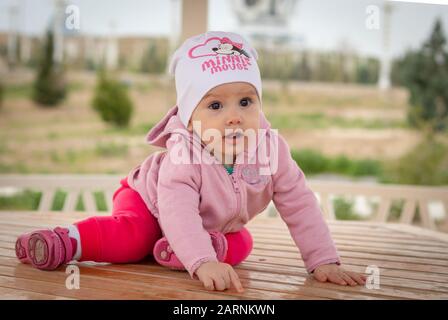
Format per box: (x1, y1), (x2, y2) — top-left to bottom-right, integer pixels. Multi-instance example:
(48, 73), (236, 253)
(74, 177), (253, 267)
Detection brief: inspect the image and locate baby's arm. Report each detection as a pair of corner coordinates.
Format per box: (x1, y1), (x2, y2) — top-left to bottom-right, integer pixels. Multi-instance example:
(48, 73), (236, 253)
(271, 133), (365, 285)
(157, 157), (218, 278)
(271, 133), (340, 270)
(156, 150), (242, 291)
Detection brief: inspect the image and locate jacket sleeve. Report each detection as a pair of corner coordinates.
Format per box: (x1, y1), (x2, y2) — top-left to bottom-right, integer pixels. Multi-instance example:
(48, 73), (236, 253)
(271, 132), (341, 273)
(156, 137), (218, 279)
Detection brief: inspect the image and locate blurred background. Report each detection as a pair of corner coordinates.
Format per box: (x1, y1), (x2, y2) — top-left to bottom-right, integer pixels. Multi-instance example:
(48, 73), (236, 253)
(0, 0), (447, 228)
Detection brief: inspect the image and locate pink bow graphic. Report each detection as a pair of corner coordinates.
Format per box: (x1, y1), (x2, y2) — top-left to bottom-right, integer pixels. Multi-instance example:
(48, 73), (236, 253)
(221, 37), (243, 50)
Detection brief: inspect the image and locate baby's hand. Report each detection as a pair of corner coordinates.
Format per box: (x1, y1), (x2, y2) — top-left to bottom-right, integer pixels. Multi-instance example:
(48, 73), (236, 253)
(195, 261), (244, 292)
(313, 263), (367, 286)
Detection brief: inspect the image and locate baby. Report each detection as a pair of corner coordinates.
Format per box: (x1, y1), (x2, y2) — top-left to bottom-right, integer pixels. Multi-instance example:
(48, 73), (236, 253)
(15, 31), (366, 292)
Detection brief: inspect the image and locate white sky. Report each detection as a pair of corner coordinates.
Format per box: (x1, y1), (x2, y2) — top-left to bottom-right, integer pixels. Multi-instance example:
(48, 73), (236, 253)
(0, 0), (447, 58)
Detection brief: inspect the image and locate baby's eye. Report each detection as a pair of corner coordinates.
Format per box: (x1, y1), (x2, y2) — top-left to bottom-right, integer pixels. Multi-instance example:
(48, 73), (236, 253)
(240, 97), (252, 107)
(208, 102), (222, 110)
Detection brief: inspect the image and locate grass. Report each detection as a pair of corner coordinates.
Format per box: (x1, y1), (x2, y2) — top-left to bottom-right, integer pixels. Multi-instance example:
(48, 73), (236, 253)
(0, 162), (31, 173)
(291, 148), (383, 177)
(0, 189), (41, 211)
(333, 197), (363, 220)
(3, 83), (32, 99)
(267, 112), (407, 130)
(3, 81), (85, 100)
(0, 189), (108, 211)
(95, 142), (129, 157)
(262, 87), (406, 110)
(0, 141), (9, 155)
(103, 121), (156, 136)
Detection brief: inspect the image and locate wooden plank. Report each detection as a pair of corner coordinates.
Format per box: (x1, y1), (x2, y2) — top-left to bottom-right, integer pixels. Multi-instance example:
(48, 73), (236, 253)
(375, 197), (391, 223)
(0, 286), (74, 300)
(249, 222), (447, 242)
(248, 227), (440, 245)
(82, 191), (97, 213)
(382, 223), (448, 243)
(63, 191), (80, 213)
(240, 259), (448, 285)
(419, 199), (437, 230)
(269, 237), (448, 255)
(248, 224), (448, 245)
(37, 190), (54, 212)
(319, 193), (335, 220)
(249, 246), (448, 267)
(399, 199), (417, 225)
(250, 241), (448, 262)
(249, 236), (448, 259)
(104, 190), (114, 213)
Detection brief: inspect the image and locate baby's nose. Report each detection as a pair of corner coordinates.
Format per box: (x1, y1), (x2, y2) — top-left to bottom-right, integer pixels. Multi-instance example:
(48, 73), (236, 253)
(226, 116), (242, 126)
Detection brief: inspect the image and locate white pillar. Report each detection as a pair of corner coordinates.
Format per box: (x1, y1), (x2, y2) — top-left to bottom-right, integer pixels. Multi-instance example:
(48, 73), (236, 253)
(7, 4), (19, 67)
(19, 0), (31, 64)
(180, 0), (208, 43)
(167, 0), (182, 74)
(53, 0), (65, 65)
(378, 2), (393, 91)
(20, 37), (31, 64)
(105, 20), (118, 70)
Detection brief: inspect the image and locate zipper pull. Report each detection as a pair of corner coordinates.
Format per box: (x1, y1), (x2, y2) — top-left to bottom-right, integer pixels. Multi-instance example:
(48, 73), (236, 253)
(231, 175), (240, 193)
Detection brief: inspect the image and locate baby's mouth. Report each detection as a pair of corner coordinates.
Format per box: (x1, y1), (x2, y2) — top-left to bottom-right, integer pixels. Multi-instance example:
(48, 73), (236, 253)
(223, 130), (244, 144)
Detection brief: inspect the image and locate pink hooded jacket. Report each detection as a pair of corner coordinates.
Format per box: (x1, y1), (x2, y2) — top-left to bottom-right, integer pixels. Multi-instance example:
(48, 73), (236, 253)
(126, 105), (341, 279)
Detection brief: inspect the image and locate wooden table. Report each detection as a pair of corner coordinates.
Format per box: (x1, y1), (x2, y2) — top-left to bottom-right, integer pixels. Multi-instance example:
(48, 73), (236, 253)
(1, 211), (448, 300)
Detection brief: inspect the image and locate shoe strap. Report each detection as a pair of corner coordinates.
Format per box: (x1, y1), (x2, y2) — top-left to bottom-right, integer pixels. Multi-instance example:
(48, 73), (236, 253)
(53, 227), (74, 264)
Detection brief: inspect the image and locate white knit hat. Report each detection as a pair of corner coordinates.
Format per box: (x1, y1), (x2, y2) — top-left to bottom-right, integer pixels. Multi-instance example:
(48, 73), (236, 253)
(168, 31), (263, 128)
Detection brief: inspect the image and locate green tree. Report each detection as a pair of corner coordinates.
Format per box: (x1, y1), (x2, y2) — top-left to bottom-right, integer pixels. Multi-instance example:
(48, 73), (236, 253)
(380, 134), (448, 186)
(32, 29), (66, 106)
(299, 51), (311, 81)
(140, 39), (168, 74)
(397, 19), (448, 132)
(92, 69), (133, 128)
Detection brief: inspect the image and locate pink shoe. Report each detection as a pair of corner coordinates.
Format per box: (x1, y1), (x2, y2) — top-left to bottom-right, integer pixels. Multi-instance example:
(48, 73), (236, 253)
(15, 227), (76, 270)
(153, 231), (228, 270)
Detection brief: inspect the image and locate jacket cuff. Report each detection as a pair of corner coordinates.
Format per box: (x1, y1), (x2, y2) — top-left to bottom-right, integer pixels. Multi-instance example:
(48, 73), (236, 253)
(187, 256), (219, 280)
(306, 257), (341, 274)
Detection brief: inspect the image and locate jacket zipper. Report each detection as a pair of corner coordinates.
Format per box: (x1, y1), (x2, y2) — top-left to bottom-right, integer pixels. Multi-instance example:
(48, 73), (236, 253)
(222, 164), (242, 232)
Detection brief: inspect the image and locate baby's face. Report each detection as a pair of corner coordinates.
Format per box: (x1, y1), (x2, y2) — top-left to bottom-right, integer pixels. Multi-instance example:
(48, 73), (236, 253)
(187, 82), (261, 165)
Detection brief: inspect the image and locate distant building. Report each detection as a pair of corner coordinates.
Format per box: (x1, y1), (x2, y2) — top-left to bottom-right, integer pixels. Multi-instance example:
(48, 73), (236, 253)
(0, 31), (169, 72)
(231, 0), (304, 52)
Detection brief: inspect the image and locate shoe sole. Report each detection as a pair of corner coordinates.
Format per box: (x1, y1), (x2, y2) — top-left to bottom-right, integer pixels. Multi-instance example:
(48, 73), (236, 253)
(15, 231), (64, 270)
(153, 238), (184, 270)
(28, 233), (50, 267)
